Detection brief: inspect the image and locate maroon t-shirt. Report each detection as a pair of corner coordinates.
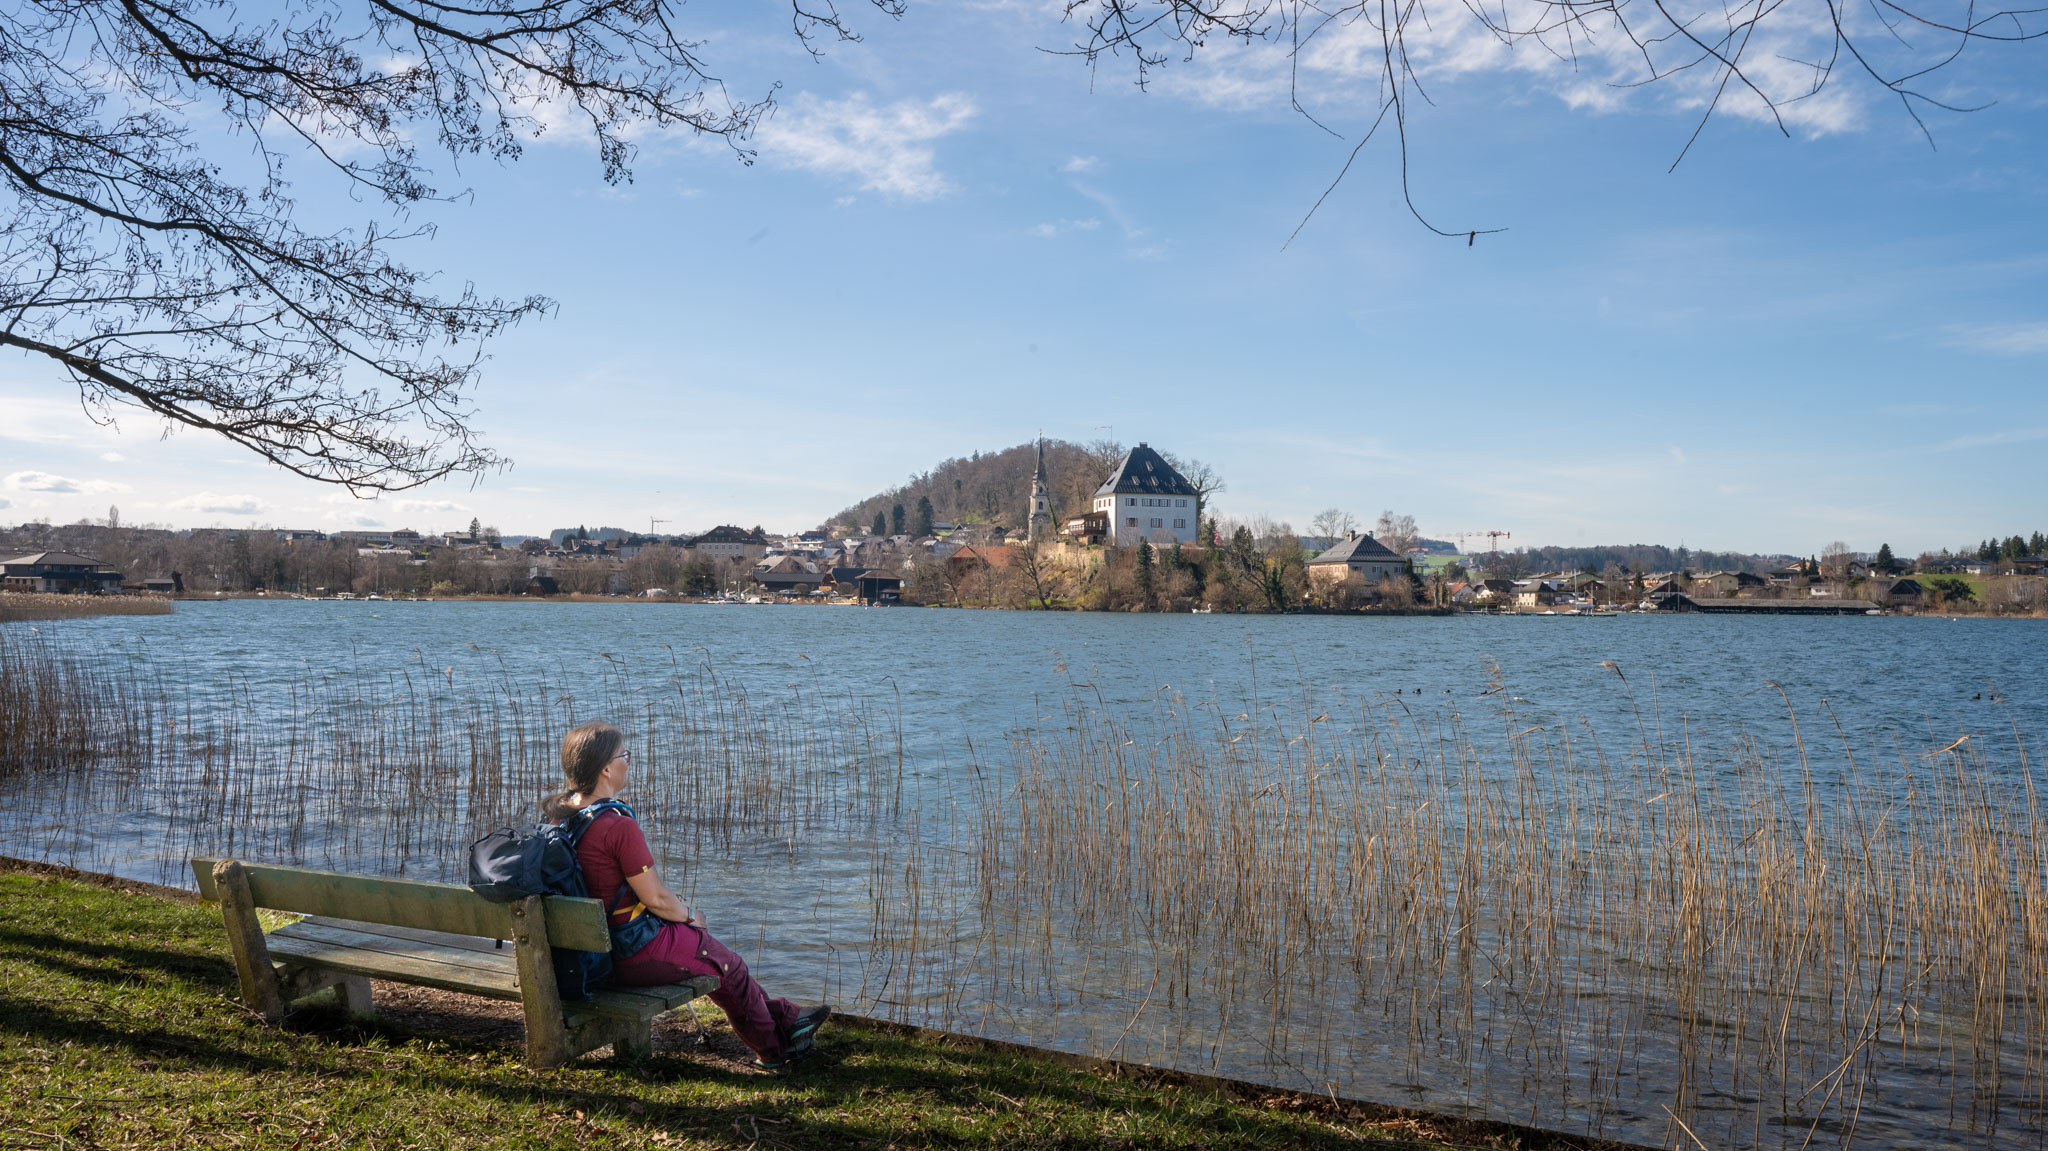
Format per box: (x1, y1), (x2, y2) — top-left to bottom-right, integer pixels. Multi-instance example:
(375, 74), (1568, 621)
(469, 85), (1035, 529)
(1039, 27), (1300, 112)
(575, 810), (654, 926)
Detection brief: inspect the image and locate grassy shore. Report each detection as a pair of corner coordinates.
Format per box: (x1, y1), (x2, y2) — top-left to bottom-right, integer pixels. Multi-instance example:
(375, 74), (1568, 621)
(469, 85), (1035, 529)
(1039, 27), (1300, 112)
(0, 863), (1631, 1151)
(0, 593), (171, 623)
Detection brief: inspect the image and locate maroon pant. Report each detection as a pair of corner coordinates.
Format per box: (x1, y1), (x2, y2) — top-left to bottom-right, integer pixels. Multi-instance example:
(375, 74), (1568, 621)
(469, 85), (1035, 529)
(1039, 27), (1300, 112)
(609, 921), (801, 1058)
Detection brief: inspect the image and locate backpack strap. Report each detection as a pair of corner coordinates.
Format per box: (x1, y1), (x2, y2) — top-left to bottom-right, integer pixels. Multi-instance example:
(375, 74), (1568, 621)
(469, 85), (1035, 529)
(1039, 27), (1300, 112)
(564, 799), (653, 923)
(562, 798), (636, 849)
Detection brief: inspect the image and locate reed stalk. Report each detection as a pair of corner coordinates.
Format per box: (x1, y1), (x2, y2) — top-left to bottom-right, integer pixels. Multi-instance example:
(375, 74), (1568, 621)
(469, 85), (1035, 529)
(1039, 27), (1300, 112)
(0, 627), (2038, 1148)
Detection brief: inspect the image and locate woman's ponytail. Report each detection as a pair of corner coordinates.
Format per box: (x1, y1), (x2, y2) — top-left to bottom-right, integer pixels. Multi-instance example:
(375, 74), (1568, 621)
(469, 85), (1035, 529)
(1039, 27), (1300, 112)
(542, 721), (623, 820)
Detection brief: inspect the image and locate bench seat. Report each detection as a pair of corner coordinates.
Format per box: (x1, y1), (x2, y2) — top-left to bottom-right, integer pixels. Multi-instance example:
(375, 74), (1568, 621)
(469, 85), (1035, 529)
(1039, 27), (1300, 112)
(193, 857), (718, 1068)
(267, 916), (717, 1026)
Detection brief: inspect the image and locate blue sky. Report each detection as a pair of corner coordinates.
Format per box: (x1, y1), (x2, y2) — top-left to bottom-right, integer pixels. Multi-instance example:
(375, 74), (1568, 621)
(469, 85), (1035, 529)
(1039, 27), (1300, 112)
(3, 0), (2044, 556)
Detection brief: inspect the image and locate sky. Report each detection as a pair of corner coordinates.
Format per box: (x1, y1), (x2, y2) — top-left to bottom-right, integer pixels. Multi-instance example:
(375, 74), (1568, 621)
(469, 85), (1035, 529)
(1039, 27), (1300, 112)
(3, 0), (2045, 557)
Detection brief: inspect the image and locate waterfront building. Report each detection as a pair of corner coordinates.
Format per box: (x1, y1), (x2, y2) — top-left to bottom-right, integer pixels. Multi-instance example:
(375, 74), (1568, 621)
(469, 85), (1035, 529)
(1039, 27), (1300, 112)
(752, 554), (827, 594)
(0, 551), (125, 594)
(691, 525), (769, 562)
(1305, 531), (1407, 591)
(1090, 443), (1198, 547)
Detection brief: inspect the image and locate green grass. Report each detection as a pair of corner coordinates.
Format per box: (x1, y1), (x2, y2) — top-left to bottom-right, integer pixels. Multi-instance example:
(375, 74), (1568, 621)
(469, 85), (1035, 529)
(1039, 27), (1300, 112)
(0, 867), (1626, 1151)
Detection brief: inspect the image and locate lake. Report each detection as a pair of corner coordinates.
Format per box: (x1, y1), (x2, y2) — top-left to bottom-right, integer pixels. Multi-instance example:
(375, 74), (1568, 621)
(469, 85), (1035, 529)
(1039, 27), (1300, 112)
(4, 601), (2042, 1149)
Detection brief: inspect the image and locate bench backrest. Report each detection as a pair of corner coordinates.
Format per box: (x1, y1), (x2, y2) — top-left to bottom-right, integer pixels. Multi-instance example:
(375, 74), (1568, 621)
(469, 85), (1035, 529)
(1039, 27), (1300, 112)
(191, 858), (611, 952)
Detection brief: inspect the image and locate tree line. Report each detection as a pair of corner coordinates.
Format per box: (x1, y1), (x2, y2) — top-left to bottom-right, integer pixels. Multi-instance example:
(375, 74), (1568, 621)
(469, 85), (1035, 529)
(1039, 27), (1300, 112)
(0, 520), (763, 598)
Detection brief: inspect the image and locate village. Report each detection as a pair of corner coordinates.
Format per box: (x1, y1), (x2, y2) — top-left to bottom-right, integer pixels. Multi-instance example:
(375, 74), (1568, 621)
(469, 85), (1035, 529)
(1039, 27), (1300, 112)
(6, 442), (2045, 615)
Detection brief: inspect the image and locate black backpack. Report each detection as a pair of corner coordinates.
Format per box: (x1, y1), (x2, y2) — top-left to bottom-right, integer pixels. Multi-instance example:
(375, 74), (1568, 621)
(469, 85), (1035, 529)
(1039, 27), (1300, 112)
(467, 800), (630, 1000)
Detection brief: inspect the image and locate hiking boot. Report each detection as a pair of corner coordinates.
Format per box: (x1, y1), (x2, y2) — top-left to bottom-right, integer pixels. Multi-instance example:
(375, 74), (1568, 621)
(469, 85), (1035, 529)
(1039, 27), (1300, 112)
(750, 1033), (814, 1072)
(787, 1004), (832, 1045)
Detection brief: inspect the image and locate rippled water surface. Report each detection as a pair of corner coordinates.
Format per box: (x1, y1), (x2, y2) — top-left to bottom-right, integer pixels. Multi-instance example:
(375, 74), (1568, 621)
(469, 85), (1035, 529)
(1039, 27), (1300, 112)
(34, 598), (2048, 739)
(5, 601), (2043, 1149)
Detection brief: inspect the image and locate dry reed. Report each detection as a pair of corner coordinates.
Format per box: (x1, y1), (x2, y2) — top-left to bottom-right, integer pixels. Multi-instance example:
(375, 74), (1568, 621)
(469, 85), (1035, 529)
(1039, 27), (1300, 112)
(0, 593), (172, 622)
(0, 627), (2038, 1149)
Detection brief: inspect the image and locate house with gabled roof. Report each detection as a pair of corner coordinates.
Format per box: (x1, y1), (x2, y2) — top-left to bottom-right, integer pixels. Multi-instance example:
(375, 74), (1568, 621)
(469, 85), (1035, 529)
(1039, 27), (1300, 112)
(1305, 532), (1407, 591)
(1091, 443), (1198, 547)
(691, 525), (768, 562)
(0, 551), (125, 594)
(752, 554), (826, 594)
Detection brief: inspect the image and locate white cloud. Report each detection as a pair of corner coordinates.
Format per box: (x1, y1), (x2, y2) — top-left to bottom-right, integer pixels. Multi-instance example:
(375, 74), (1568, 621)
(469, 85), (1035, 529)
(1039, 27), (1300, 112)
(168, 491), (271, 516)
(6, 470), (80, 493)
(1943, 322), (2048, 355)
(100, 451), (126, 462)
(391, 498), (470, 517)
(757, 92), (977, 200)
(1153, 2), (1870, 136)
(1, 470), (120, 494)
(0, 397), (81, 444)
(1061, 155), (1100, 173)
(1936, 427), (2048, 452)
(1030, 217), (1102, 238)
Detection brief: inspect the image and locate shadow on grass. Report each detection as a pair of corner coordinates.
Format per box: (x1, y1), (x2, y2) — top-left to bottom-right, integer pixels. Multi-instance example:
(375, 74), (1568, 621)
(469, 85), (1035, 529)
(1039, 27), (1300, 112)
(0, 924), (223, 991)
(0, 871), (1607, 1150)
(5, 969), (1446, 1151)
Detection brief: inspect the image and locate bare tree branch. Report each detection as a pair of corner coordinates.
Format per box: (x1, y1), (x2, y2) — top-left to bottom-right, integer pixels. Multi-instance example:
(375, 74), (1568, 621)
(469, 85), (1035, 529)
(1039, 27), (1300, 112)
(1053, 0), (2046, 241)
(0, 0), (896, 490)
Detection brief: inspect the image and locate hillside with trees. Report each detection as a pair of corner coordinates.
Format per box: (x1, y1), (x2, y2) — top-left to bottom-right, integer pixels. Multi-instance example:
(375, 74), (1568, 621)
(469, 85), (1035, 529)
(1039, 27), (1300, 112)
(825, 440), (1223, 537)
(1481, 544), (1793, 579)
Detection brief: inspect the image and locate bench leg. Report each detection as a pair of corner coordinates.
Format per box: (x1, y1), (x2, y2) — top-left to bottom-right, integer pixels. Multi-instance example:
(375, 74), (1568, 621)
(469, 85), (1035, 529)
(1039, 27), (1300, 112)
(337, 975), (375, 1018)
(274, 966), (373, 1017)
(508, 896), (570, 1069)
(213, 860), (286, 1023)
(561, 1013), (647, 1063)
(612, 1021), (654, 1062)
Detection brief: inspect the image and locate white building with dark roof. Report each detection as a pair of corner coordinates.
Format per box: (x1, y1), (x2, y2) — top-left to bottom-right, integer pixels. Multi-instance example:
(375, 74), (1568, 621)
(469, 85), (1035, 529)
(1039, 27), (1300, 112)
(1305, 532), (1407, 590)
(1091, 443), (1198, 547)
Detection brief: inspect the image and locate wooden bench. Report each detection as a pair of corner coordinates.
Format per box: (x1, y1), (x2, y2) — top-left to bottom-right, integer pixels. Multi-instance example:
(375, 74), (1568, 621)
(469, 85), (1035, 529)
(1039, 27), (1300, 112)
(192, 857), (719, 1069)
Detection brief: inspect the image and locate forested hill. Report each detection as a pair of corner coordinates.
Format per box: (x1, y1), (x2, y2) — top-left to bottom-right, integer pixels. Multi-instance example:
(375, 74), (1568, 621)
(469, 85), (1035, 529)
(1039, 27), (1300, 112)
(1496, 544), (1795, 576)
(826, 439), (1131, 535)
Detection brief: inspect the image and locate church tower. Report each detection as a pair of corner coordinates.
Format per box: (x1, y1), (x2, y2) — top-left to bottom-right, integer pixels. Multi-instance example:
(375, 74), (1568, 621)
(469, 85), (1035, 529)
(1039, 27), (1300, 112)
(1027, 437), (1053, 543)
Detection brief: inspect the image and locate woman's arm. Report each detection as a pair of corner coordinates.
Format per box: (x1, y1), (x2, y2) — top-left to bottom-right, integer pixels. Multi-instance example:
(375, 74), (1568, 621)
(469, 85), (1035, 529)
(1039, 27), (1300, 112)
(624, 866), (698, 926)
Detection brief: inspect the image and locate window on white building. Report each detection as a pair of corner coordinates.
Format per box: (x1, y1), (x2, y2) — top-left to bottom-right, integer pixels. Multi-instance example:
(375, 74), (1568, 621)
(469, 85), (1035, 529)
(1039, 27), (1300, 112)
(1126, 518), (1138, 527)
(1175, 519), (1186, 529)
(1150, 518), (1162, 529)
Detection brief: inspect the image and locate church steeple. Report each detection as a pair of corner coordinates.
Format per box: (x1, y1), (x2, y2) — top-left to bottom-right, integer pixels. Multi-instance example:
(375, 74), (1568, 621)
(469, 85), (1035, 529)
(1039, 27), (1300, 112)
(1027, 437), (1052, 543)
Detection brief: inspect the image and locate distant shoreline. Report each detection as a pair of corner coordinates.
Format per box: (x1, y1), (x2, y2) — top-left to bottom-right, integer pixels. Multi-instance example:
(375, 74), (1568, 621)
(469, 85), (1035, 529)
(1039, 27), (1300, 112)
(41, 591), (2041, 619)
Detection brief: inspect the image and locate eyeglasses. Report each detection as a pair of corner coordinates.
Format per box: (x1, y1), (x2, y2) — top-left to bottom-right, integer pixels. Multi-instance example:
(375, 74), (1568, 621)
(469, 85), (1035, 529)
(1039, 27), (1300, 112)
(610, 749), (632, 764)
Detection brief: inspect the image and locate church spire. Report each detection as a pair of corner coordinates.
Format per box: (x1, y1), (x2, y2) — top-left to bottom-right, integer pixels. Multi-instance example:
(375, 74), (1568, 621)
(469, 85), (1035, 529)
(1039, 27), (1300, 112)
(1027, 435), (1053, 543)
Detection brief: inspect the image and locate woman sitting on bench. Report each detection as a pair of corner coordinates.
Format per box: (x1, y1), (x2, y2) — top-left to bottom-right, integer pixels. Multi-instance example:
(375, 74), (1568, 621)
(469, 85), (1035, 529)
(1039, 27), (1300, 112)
(547, 721), (830, 1069)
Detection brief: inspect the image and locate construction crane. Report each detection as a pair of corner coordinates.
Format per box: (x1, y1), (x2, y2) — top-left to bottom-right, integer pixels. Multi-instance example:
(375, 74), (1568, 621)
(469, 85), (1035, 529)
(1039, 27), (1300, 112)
(648, 516), (670, 538)
(1444, 531), (1512, 577)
